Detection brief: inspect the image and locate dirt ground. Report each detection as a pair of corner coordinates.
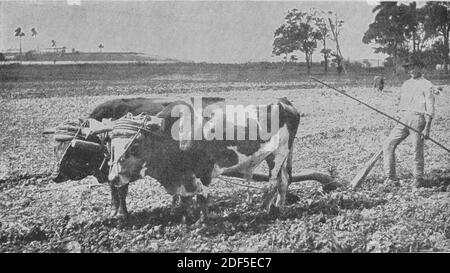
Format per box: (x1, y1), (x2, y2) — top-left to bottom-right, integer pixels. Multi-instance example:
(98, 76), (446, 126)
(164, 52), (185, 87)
(1, 71), (449, 252)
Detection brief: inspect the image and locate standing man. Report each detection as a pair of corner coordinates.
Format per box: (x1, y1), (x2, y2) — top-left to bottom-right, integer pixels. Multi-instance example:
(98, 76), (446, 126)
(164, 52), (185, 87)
(383, 60), (436, 188)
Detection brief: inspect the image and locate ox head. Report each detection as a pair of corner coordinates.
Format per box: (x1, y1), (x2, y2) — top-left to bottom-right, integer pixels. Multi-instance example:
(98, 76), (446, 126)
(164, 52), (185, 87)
(108, 114), (164, 186)
(45, 119), (108, 183)
(155, 97), (225, 151)
(153, 100), (196, 151)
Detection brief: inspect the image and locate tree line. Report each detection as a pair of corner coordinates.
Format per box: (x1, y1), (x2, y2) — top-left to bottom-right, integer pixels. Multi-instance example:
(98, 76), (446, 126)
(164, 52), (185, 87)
(11, 27), (105, 55)
(363, 1), (450, 73)
(273, 2), (450, 74)
(272, 8), (345, 74)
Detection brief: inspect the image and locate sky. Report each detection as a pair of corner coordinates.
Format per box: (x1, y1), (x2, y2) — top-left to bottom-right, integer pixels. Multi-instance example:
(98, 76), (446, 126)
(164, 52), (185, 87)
(0, 0), (393, 63)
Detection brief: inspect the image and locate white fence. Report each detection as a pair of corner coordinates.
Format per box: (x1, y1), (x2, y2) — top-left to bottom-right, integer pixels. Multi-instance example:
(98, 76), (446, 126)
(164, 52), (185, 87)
(435, 64), (450, 70)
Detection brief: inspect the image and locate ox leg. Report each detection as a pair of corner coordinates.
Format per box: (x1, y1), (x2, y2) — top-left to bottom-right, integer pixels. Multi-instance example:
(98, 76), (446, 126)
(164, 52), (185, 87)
(259, 155), (275, 206)
(197, 176), (212, 222)
(180, 196), (195, 224)
(261, 148), (289, 213)
(170, 194), (184, 219)
(116, 184), (129, 219)
(275, 160), (289, 207)
(196, 194), (210, 223)
(109, 184), (120, 217)
(196, 182), (210, 222)
(262, 180), (278, 214)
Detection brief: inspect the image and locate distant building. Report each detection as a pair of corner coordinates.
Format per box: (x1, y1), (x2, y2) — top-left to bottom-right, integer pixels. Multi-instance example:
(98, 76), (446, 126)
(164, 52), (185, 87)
(0, 48), (180, 63)
(40, 47), (67, 54)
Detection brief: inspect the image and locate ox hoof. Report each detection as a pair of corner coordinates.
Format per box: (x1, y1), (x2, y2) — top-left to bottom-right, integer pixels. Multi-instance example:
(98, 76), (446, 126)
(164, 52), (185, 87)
(116, 211), (129, 220)
(268, 205), (281, 218)
(109, 206), (119, 218)
(285, 192), (300, 205)
(110, 209), (129, 221)
(181, 215), (188, 225)
(195, 209), (211, 225)
(193, 217), (206, 227)
(259, 205), (281, 220)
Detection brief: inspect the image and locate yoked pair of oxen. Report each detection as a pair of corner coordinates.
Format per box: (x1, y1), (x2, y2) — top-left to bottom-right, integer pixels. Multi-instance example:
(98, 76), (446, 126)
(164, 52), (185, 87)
(47, 97), (338, 221)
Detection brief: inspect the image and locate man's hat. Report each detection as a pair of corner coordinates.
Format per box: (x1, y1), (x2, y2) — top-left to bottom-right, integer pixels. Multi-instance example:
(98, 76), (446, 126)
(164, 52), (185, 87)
(402, 59), (425, 69)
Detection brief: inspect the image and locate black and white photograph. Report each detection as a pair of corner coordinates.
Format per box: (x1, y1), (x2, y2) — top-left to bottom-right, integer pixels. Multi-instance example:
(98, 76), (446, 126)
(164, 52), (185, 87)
(0, 0), (449, 255)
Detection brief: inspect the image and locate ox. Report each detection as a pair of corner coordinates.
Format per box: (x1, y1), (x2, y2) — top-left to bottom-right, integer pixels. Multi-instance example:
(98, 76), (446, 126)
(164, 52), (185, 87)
(107, 97), (300, 218)
(45, 97), (172, 217)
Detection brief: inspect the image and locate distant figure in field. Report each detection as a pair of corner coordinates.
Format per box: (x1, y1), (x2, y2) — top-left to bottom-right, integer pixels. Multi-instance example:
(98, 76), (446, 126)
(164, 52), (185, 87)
(373, 76), (385, 92)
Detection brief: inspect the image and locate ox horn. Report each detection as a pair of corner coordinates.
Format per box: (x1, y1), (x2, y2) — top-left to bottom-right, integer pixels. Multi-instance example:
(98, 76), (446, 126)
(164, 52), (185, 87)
(83, 119), (114, 136)
(146, 116), (164, 126)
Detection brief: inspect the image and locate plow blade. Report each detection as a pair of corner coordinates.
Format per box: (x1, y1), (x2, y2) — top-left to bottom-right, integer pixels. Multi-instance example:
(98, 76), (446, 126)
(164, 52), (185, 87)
(222, 169), (341, 190)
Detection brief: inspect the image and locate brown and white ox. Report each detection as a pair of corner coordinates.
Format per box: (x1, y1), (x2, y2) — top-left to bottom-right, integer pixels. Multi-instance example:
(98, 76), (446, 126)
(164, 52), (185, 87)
(45, 97), (172, 218)
(107, 97), (300, 219)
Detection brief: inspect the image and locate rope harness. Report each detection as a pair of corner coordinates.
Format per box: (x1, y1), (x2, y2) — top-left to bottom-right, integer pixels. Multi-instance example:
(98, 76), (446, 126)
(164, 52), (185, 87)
(109, 114), (148, 168)
(109, 113), (165, 168)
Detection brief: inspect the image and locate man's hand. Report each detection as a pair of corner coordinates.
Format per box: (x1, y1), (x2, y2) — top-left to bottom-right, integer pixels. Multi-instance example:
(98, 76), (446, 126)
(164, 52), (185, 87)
(431, 86), (443, 95)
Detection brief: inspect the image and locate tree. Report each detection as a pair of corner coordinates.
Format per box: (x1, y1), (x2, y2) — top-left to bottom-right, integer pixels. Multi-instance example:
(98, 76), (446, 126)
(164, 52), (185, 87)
(14, 27), (25, 55)
(312, 10), (332, 73)
(327, 11), (345, 74)
(51, 40), (57, 52)
(31, 28), (38, 51)
(363, 2), (421, 74)
(273, 9), (322, 74)
(422, 2), (450, 73)
(363, 2), (443, 74)
(272, 30), (296, 71)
